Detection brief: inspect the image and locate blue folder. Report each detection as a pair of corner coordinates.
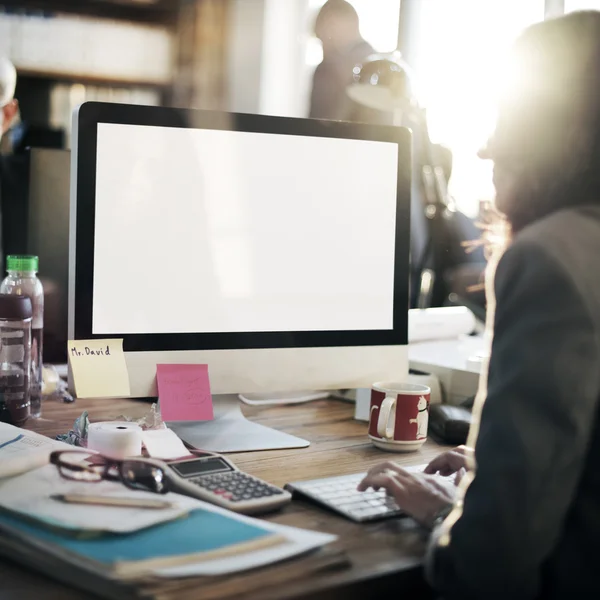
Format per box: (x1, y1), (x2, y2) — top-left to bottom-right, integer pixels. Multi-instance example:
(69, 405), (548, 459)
(0, 507), (274, 569)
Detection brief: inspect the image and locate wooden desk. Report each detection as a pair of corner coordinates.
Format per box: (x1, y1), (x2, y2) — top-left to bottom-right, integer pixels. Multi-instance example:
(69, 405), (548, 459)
(0, 398), (448, 600)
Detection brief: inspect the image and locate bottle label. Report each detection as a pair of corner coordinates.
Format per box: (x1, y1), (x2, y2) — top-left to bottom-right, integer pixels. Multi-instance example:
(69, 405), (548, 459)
(0, 342), (24, 363)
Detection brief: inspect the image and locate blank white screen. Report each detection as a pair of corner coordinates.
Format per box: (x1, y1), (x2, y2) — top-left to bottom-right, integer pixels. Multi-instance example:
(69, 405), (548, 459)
(92, 123), (398, 334)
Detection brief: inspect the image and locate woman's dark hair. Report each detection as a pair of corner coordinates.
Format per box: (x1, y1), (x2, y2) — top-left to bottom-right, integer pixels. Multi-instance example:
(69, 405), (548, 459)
(490, 11), (600, 231)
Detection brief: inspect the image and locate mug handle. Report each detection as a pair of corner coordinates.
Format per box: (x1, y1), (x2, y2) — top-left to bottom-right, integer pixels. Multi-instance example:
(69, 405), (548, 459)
(377, 394), (397, 440)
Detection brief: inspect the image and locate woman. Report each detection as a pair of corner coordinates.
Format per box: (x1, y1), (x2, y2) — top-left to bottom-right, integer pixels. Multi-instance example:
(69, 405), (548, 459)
(359, 11), (600, 599)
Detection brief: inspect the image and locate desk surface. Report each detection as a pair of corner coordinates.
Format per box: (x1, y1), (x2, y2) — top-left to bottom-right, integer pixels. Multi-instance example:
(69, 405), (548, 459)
(0, 398), (447, 600)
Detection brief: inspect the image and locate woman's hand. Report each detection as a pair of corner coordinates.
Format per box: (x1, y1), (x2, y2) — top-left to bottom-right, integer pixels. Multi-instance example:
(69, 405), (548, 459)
(425, 446), (472, 484)
(357, 461), (455, 528)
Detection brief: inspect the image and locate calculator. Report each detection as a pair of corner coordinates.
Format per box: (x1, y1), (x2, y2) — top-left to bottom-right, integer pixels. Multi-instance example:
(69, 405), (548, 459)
(164, 454), (291, 515)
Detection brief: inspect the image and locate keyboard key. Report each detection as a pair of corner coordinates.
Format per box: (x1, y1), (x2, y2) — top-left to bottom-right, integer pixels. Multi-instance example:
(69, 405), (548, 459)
(368, 499), (384, 507)
(351, 507), (377, 517)
(325, 491), (347, 501)
(288, 464), (444, 522)
(335, 497), (361, 506)
(345, 500), (370, 510)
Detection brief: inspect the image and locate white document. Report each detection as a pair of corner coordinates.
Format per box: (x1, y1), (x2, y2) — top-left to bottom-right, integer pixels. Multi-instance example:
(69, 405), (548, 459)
(0, 463), (336, 574)
(0, 422), (70, 479)
(156, 502), (337, 578)
(141, 428), (191, 460)
(408, 306), (477, 343)
(0, 464), (199, 533)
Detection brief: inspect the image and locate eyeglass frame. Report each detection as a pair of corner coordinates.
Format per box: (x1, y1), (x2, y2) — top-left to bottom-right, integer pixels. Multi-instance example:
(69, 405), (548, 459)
(49, 450), (171, 494)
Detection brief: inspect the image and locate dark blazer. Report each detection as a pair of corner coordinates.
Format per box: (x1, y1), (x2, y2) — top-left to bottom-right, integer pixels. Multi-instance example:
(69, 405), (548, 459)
(428, 205), (600, 598)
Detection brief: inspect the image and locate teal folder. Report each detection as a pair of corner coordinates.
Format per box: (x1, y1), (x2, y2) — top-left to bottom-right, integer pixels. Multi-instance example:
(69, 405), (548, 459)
(0, 507), (280, 579)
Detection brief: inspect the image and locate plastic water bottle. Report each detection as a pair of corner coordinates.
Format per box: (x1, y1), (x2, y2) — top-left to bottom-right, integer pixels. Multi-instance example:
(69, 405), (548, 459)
(0, 294), (32, 426)
(0, 256), (44, 418)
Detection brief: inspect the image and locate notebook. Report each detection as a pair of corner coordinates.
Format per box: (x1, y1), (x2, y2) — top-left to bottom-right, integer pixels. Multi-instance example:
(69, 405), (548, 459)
(0, 507), (284, 580)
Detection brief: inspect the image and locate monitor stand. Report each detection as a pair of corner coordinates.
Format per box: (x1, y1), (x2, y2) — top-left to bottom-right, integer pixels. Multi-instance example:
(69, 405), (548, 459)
(167, 395), (310, 453)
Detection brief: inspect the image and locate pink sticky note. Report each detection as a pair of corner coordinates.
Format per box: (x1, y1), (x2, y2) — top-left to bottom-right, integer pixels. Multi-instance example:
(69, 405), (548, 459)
(156, 364), (214, 422)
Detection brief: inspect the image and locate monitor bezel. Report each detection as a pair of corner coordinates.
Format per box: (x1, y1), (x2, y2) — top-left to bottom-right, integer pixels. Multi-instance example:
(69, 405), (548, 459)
(72, 101), (411, 352)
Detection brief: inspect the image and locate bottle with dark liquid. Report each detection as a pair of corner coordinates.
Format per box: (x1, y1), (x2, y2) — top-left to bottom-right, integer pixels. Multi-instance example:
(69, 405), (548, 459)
(0, 294), (32, 426)
(0, 256), (43, 418)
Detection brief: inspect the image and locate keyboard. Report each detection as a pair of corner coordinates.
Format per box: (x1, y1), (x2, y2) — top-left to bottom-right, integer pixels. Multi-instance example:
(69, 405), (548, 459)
(285, 464), (454, 523)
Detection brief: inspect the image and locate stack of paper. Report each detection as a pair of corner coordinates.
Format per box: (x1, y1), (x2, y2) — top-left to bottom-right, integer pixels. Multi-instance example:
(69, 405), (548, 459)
(0, 464), (198, 533)
(0, 508), (285, 579)
(0, 440), (336, 598)
(0, 422), (70, 479)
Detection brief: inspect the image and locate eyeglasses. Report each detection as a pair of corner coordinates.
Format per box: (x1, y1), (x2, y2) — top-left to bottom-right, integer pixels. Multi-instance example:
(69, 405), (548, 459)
(49, 450), (170, 494)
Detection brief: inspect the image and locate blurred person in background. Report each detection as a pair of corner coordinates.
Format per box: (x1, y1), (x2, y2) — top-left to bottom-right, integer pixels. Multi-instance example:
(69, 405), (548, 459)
(309, 0), (374, 121)
(0, 57), (18, 141)
(0, 58), (61, 363)
(0, 56), (19, 272)
(310, 2), (485, 309)
(359, 11), (600, 599)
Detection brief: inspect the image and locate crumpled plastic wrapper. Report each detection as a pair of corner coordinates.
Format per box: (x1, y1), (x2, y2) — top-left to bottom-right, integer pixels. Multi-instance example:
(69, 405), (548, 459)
(113, 403), (164, 431)
(56, 410), (89, 446)
(56, 403), (164, 447)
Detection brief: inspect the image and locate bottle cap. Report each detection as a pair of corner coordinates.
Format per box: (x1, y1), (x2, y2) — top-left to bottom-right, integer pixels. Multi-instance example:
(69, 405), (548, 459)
(0, 294), (32, 320)
(6, 255), (38, 272)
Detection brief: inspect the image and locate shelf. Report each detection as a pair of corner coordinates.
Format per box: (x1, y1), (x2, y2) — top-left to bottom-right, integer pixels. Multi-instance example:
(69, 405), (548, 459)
(17, 67), (172, 89)
(0, 0), (179, 26)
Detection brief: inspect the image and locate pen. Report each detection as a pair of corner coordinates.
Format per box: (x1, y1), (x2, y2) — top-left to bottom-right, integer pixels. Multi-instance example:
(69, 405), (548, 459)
(50, 494), (174, 510)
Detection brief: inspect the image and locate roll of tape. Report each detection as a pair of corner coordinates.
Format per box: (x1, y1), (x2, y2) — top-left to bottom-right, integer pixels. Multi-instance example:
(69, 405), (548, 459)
(87, 422), (143, 459)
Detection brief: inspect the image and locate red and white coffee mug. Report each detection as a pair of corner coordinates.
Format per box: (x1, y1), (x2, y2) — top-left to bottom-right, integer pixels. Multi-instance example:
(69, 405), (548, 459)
(368, 382), (431, 452)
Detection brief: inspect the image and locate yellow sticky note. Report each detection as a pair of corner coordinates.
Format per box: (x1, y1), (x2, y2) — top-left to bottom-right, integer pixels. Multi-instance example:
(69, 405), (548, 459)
(67, 339), (130, 399)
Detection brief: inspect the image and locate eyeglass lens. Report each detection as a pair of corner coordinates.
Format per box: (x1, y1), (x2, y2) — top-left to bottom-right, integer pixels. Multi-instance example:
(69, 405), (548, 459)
(120, 461), (168, 494)
(56, 451), (106, 482)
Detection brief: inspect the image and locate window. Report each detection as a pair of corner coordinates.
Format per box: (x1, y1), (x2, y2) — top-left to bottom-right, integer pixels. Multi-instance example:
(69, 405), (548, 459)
(565, 0), (600, 11)
(408, 0), (545, 216)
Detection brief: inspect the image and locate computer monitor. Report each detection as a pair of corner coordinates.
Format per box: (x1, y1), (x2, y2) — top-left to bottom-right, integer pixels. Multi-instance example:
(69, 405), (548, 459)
(69, 102), (411, 452)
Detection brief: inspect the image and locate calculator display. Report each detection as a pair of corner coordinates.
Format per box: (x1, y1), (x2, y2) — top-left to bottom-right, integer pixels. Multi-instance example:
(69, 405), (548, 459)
(170, 457), (233, 477)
